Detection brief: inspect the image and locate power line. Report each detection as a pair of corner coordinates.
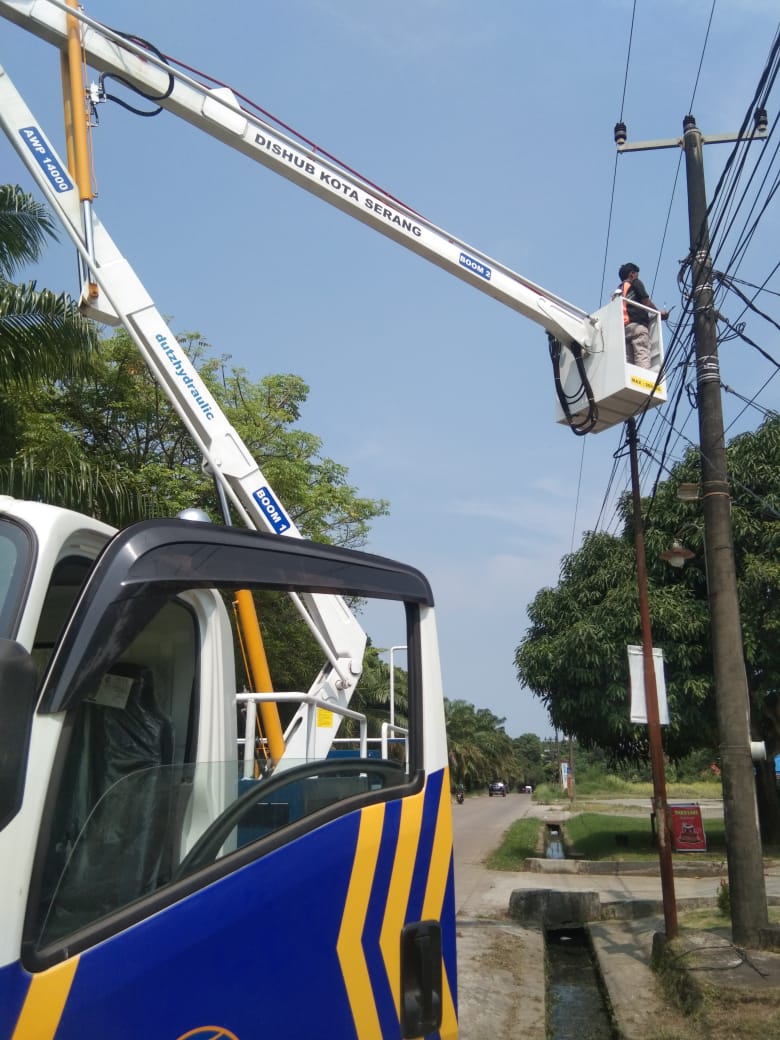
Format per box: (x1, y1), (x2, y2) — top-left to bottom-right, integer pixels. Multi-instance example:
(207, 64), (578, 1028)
(645, 1), (719, 297)
(618, 0), (637, 122)
(722, 374), (779, 430)
(595, 10), (780, 538)
(600, 0), (638, 301)
(637, 29), (780, 501)
(686, 1), (718, 114)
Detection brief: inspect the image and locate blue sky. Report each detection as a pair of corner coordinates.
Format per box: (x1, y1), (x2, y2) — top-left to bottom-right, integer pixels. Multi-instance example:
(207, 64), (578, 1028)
(2, 1), (779, 738)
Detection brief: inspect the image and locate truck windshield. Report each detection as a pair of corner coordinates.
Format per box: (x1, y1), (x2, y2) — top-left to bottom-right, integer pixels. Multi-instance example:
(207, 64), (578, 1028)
(0, 519), (33, 639)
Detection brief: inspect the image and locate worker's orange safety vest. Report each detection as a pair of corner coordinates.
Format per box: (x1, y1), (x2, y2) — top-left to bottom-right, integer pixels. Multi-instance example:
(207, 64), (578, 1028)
(621, 279), (632, 326)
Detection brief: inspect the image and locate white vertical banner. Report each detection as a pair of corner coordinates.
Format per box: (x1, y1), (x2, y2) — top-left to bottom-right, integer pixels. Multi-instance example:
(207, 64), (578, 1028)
(627, 645), (669, 724)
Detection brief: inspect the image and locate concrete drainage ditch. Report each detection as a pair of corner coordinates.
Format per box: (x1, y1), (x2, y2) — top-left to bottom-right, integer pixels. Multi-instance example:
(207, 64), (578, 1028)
(546, 927), (615, 1039)
(508, 889), (619, 1039)
(545, 822), (565, 859)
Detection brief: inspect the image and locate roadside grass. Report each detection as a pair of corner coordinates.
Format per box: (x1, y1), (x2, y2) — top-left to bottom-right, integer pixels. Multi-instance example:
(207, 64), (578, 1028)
(484, 788), (780, 1040)
(484, 818), (541, 870)
(533, 777), (723, 804)
(658, 906), (780, 1040)
(565, 812), (730, 862)
(677, 904), (780, 930)
(489, 811), (780, 870)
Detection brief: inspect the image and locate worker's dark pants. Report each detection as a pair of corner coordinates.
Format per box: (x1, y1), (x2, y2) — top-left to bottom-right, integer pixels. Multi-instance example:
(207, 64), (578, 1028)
(625, 322), (652, 368)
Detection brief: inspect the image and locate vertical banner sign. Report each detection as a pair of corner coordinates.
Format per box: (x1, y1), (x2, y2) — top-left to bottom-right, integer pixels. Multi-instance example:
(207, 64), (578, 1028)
(668, 804), (707, 852)
(627, 645), (669, 724)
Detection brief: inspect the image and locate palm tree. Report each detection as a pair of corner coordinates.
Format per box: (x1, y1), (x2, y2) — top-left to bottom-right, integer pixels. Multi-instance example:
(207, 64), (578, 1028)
(342, 647), (409, 739)
(0, 184), (119, 513)
(444, 698), (515, 790)
(0, 183), (97, 386)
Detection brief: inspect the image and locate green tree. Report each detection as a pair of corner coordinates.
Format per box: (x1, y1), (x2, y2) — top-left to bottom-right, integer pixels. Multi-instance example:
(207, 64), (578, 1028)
(1, 185), (98, 475)
(1, 326), (389, 694)
(340, 645), (408, 744)
(444, 699), (515, 790)
(515, 414), (780, 839)
(1, 326), (388, 537)
(0, 185), (97, 385)
(512, 732), (546, 789)
(515, 527), (713, 764)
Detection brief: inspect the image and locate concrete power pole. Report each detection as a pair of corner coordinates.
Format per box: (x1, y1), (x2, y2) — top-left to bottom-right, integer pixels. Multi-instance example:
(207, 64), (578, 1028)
(616, 109), (769, 945)
(681, 116), (767, 945)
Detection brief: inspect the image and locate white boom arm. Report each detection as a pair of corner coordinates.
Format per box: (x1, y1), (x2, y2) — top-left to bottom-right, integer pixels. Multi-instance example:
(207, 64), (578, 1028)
(0, 2), (651, 757)
(0, 58), (365, 765)
(0, 0), (601, 353)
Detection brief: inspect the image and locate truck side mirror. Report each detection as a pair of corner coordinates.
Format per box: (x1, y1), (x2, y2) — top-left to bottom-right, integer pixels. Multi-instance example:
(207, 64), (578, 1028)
(0, 639), (39, 831)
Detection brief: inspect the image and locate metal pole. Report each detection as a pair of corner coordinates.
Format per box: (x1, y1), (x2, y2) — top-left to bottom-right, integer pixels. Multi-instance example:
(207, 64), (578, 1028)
(627, 418), (678, 940)
(682, 116), (768, 945)
(389, 645), (406, 729)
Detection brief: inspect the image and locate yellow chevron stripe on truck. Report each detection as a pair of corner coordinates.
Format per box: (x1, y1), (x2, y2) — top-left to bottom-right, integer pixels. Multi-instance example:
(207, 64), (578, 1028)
(426, 771), (457, 1039)
(11, 956), (80, 1040)
(337, 803), (386, 1040)
(379, 789), (425, 1020)
(338, 773), (457, 1040)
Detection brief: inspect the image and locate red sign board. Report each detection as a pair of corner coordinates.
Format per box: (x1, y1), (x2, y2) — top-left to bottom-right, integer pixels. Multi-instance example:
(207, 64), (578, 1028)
(668, 804), (707, 852)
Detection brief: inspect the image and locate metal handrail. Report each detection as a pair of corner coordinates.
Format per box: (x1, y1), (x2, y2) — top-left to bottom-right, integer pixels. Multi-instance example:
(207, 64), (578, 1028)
(381, 721), (409, 771)
(236, 692), (367, 777)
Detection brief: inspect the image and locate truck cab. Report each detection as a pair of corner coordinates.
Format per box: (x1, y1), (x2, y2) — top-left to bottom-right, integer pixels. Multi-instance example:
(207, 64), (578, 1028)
(0, 506), (457, 1038)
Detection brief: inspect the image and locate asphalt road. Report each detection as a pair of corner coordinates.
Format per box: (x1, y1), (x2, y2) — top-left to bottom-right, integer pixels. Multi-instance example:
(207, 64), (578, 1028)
(452, 790), (533, 915)
(451, 791), (547, 1039)
(449, 791), (747, 1040)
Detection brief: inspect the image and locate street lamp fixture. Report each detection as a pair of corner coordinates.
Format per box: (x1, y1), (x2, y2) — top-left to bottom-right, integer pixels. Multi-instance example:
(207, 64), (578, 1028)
(660, 523), (708, 590)
(659, 540), (696, 569)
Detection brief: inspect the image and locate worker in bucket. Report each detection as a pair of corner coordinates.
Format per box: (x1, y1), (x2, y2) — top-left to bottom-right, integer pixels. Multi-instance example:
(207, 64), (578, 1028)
(619, 262), (669, 368)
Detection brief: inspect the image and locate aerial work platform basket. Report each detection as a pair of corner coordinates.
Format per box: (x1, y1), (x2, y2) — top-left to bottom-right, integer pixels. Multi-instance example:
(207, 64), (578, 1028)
(554, 295), (667, 434)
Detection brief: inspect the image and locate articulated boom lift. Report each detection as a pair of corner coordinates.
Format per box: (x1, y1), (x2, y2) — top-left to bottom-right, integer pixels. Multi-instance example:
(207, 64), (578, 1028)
(0, 5), (671, 1038)
(0, 0), (666, 438)
(0, 0), (667, 765)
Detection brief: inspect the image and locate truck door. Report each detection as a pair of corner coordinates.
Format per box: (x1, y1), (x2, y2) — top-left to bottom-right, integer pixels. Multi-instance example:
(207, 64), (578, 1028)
(0, 520), (457, 1040)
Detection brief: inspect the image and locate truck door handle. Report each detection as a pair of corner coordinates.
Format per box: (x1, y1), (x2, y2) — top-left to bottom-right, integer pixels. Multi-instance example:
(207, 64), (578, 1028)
(400, 920), (442, 1037)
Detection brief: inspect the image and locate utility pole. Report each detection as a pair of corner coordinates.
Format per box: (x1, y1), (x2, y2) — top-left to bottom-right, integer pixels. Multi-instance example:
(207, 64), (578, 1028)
(682, 116), (767, 945)
(616, 111), (769, 945)
(627, 418), (677, 941)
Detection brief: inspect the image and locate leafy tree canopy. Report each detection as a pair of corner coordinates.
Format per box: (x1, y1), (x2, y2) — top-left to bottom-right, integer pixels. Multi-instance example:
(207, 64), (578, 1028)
(445, 698), (516, 789)
(0, 185), (97, 386)
(1, 326), (388, 541)
(515, 414), (780, 766)
(512, 732), (549, 788)
(0, 325), (390, 694)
